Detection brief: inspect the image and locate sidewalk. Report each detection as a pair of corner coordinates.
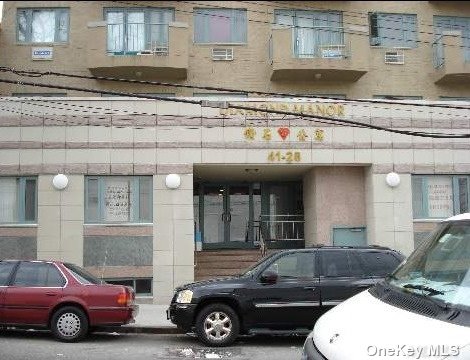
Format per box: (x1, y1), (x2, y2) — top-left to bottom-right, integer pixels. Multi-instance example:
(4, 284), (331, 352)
(100, 304), (183, 335)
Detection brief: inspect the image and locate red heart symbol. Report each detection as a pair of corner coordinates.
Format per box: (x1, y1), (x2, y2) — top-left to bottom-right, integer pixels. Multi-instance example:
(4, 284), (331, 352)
(277, 127), (290, 140)
(277, 128), (290, 140)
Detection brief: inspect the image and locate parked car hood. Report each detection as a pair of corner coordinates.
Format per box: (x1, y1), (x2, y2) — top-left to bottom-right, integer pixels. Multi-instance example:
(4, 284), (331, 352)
(312, 290), (470, 360)
(176, 275), (247, 292)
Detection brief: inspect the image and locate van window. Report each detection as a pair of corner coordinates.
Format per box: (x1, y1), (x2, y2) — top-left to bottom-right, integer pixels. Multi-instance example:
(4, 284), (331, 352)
(355, 251), (401, 277)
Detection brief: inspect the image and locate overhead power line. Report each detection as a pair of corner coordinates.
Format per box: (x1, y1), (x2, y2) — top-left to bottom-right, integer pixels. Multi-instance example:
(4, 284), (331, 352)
(2, 66), (470, 111)
(0, 77), (469, 139)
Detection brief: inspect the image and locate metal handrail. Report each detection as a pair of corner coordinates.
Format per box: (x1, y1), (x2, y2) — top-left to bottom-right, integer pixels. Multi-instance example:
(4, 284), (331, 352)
(432, 34), (445, 69)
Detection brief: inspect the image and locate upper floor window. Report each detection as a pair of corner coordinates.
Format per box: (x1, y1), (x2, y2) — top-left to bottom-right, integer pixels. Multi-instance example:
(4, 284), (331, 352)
(17, 8), (69, 43)
(194, 8), (247, 44)
(369, 13), (417, 48)
(274, 10), (343, 58)
(373, 95), (423, 100)
(434, 16), (470, 61)
(105, 8), (174, 55)
(85, 176), (152, 224)
(0, 177), (37, 224)
(412, 175), (469, 219)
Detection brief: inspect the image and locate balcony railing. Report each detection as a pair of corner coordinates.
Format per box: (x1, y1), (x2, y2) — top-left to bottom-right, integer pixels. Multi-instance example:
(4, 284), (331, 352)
(107, 23), (169, 56)
(294, 27), (349, 59)
(432, 35), (445, 68)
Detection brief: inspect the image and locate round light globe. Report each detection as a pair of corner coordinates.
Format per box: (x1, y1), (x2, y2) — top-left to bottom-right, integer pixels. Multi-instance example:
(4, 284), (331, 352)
(385, 172), (400, 188)
(165, 174), (181, 189)
(52, 174), (69, 190)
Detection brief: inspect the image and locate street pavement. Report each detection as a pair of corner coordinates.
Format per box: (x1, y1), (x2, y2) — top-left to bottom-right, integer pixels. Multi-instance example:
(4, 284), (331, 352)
(0, 329), (305, 360)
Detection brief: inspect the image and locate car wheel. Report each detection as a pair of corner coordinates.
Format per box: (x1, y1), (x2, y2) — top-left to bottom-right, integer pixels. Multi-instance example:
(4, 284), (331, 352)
(51, 306), (88, 342)
(195, 303), (239, 347)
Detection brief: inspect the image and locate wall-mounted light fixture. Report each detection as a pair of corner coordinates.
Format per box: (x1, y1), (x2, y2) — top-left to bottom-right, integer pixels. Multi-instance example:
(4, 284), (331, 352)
(52, 174), (69, 190)
(165, 174), (181, 189)
(385, 172), (400, 188)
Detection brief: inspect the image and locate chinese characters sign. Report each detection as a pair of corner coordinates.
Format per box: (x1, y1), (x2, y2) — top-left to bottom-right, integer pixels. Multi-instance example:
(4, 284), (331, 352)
(243, 127), (325, 142)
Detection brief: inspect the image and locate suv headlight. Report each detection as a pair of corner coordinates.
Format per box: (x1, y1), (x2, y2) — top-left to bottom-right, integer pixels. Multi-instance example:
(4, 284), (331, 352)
(176, 289), (193, 304)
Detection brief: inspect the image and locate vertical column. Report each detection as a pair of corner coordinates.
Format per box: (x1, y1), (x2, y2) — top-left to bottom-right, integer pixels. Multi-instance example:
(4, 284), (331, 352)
(153, 171), (194, 304)
(303, 168), (317, 247)
(37, 175), (84, 264)
(365, 169), (414, 256)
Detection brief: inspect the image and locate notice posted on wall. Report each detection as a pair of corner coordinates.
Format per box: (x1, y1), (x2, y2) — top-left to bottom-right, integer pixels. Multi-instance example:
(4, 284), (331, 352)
(104, 179), (132, 222)
(427, 176), (453, 218)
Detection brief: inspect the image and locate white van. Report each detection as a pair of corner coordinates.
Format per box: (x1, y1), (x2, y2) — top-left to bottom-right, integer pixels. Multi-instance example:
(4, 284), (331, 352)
(302, 213), (470, 360)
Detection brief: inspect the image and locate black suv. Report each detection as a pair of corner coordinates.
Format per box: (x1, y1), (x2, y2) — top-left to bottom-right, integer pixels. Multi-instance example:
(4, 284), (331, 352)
(167, 246), (404, 346)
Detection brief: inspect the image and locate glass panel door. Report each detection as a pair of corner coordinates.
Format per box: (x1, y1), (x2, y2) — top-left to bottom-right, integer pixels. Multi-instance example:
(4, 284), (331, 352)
(203, 185), (225, 244)
(228, 185), (250, 243)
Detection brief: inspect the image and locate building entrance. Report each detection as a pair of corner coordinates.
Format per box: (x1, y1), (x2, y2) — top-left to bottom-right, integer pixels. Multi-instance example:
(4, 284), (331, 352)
(194, 181), (304, 249)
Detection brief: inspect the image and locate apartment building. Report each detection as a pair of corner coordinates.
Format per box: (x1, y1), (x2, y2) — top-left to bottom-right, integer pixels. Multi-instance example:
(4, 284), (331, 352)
(0, 1), (469, 303)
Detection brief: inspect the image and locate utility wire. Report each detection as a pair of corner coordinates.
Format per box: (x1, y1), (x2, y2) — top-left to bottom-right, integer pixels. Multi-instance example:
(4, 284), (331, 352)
(2, 66), (470, 111)
(0, 77), (469, 138)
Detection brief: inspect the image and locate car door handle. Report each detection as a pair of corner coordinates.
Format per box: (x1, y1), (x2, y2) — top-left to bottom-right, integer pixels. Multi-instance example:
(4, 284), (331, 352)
(303, 286), (316, 290)
(45, 292), (58, 296)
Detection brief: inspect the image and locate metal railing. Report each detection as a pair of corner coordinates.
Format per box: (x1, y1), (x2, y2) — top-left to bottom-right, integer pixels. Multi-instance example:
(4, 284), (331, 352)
(107, 23), (169, 55)
(432, 35), (445, 69)
(256, 214), (305, 242)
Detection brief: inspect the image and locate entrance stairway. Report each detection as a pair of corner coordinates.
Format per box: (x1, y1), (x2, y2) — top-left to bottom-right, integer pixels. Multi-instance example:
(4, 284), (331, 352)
(194, 249), (272, 281)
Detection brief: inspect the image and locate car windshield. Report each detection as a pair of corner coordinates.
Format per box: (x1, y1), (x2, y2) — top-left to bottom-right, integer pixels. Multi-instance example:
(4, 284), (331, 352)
(387, 221), (470, 310)
(64, 263), (102, 285)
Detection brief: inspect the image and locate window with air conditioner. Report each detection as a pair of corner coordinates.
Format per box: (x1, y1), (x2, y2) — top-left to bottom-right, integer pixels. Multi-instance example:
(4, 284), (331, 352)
(274, 9), (344, 59)
(211, 48), (234, 61)
(105, 8), (174, 55)
(369, 13), (417, 48)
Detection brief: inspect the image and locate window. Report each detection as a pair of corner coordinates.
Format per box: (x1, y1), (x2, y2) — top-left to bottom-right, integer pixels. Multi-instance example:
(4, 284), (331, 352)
(275, 10), (343, 58)
(193, 93), (248, 99)
(412, 175), (470, 219)
(0, 262), (16, 286)
(369, 13), (417, 48)
(439, 97), (470, 102)
(373, 95), (423, 100)
(434, 16), (470, 62)
(105, 8), (174, 54)
(64, 263), (101, 285)
(264, 252), (315, 279)
(194, 8), (247, 44)
(0, 177), (37, 224)
(106, 278), (152, 295)
(85, 176), (153, 224)
(354, 251), (401, 277)
(17, 8), (69, 43)
(321, 250), (351, 277)
(12, 93), (67, 97)
(12, 262), (65, 287)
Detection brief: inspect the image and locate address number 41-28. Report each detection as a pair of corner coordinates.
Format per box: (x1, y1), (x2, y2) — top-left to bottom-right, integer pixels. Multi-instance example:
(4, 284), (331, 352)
(268, 151), (301, 163)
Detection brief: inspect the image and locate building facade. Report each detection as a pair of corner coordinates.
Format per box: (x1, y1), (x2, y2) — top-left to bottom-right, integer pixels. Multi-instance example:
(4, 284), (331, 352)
(0, 1), (469, 303)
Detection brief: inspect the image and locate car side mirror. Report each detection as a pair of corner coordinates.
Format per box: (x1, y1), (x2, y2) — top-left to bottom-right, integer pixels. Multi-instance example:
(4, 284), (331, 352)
(260, 270), (278, 284)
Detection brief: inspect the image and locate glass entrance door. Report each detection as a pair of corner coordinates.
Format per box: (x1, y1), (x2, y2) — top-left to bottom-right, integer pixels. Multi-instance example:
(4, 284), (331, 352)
(201, 183), (254, 248)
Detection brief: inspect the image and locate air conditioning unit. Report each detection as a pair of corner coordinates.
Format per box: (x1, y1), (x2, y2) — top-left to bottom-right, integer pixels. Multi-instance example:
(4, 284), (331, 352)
(212, 48), (234, 61)
(384, 50), (405, 64)
(137, 43), (169, 56)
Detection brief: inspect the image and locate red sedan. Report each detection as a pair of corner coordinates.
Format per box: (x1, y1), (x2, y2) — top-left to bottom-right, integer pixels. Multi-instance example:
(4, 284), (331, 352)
(0, 260), (138, 342)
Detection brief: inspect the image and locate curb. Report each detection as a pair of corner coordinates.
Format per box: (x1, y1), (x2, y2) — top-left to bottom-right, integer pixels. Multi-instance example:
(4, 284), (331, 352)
(97, 326), (184, 335)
